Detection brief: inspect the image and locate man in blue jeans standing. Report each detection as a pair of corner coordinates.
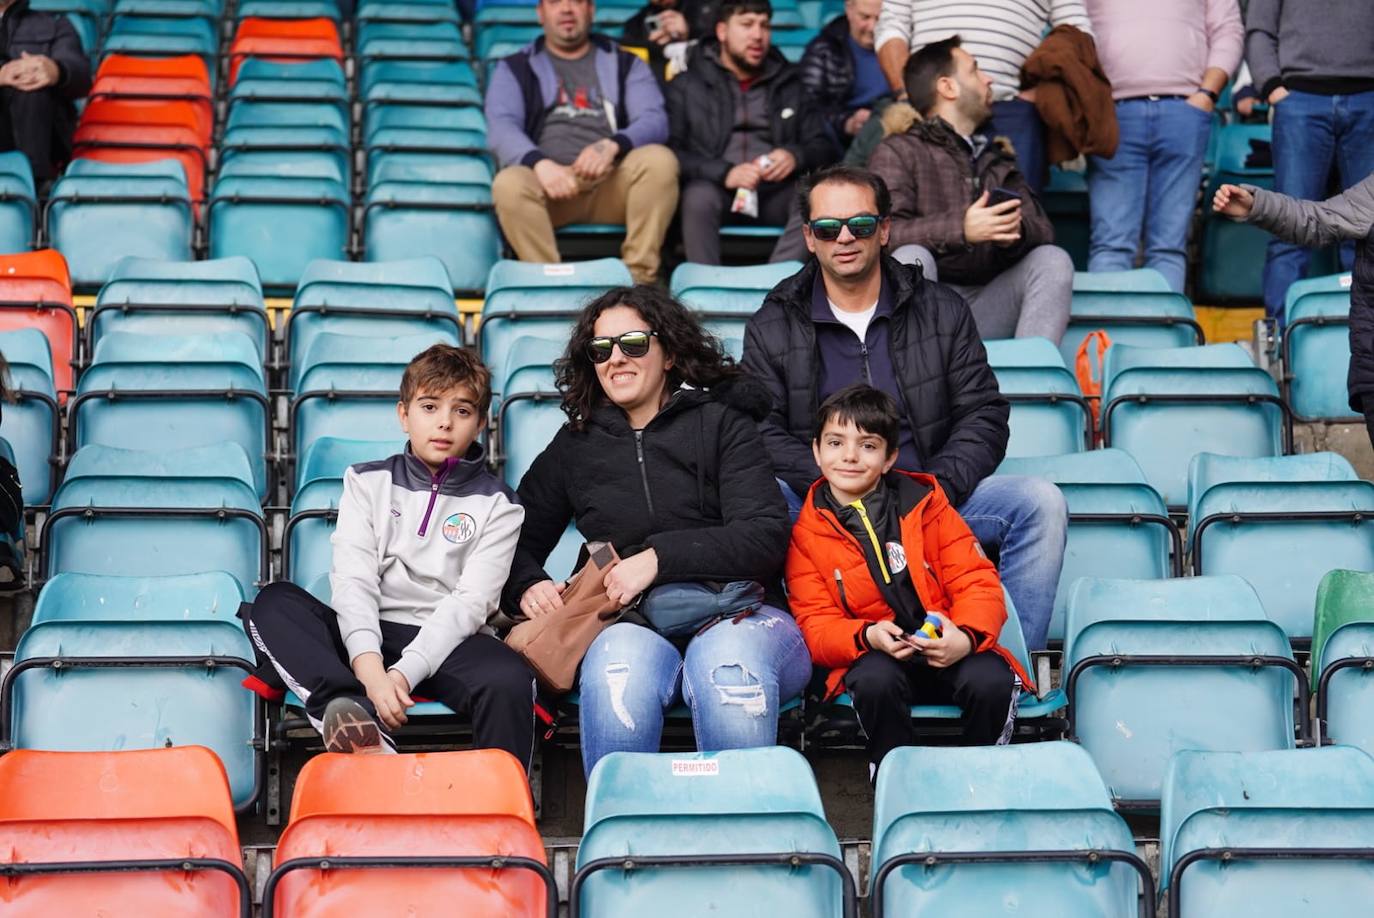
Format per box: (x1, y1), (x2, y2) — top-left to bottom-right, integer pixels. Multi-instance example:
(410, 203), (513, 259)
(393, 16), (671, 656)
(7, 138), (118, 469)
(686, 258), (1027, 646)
(742, 165), (1067, 651)
(1246, 0), (1374, 323)
(1084, 0), (1243, 293)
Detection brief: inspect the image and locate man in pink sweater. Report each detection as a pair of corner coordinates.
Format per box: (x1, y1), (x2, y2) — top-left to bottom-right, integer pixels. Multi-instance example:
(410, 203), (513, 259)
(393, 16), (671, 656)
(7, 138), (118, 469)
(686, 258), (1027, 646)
(1084, 0), (1243, 292)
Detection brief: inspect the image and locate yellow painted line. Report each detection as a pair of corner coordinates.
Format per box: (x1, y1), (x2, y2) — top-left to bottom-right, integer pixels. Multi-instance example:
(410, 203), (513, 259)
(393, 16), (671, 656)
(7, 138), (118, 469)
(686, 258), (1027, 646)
(1195, 305), (1264, 344)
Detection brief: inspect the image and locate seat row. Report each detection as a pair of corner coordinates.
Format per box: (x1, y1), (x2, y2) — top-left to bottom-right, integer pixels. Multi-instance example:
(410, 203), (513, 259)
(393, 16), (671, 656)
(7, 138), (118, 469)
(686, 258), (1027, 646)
(5, 741), (1374, 916)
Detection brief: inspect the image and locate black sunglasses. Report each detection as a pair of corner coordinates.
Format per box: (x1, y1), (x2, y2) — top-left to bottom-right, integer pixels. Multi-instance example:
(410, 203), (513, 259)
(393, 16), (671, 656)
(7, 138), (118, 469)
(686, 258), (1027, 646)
(808, 214), (881, 241)
(587, 329), (657, 363)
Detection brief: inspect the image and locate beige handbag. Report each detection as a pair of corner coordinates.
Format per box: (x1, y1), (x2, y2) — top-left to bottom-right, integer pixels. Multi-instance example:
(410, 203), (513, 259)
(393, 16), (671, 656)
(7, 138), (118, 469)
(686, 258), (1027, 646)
(505, 542), (623, 693)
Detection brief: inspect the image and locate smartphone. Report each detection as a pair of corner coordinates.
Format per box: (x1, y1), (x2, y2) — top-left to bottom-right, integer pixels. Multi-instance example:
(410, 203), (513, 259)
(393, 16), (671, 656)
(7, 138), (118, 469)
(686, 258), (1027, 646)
(897, 633), (924, 649)
(645, 12), (664, 32)
(987, 186), (1022, 208)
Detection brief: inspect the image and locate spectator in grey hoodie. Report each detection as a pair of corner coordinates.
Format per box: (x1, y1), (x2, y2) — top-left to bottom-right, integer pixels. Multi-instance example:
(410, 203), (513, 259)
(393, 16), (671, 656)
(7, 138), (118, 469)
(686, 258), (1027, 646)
(1246, 0), (1374, 322)
(486, 0), (679, 283)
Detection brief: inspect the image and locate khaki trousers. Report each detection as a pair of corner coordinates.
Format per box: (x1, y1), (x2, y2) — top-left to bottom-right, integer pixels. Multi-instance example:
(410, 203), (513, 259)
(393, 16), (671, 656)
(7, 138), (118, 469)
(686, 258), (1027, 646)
(491, 143), (680, 284)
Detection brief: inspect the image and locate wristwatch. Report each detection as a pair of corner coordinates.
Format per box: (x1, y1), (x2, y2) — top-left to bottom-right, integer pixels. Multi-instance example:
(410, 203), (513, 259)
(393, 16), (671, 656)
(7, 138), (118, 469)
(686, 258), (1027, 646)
(1197, 87), (1219, 103)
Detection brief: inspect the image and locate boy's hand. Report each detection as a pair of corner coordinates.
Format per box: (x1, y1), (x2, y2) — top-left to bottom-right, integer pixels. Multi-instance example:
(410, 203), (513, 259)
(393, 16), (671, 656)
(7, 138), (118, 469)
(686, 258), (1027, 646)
(520, 579), (566, 618)
(905, 611), (974, 668)
(865, 620), (918, 661)
(352, 652), (413, 730)
(604, 548), (657, 607)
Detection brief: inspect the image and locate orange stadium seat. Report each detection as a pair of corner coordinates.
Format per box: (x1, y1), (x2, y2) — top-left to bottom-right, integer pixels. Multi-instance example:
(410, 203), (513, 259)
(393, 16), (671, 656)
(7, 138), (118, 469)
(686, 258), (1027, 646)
(89, 56), (214, 145)
(229, 18), (345, 83)
(266, 750), (554, 918)
(0, 249), (75, 396)
(0, 747), (249, 917)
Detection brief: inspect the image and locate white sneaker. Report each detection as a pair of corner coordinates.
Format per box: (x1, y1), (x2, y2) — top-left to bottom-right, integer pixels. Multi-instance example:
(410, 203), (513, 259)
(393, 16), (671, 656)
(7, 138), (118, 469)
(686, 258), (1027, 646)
(322, 697), (397, 754)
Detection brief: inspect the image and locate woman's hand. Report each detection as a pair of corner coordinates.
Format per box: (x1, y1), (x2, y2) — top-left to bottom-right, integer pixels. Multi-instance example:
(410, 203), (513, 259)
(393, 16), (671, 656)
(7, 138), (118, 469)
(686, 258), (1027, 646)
(1213, 183), (1255, 220)
(865, 620), (918, 660)
(604, 548), (658, 606)
(905, 611), (974, 669)
(520, 579), (566, 618)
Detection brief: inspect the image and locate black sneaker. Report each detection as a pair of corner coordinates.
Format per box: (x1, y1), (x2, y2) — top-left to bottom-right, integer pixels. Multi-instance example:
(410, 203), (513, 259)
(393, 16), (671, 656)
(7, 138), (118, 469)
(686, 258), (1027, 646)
(321, 697), (396, 754)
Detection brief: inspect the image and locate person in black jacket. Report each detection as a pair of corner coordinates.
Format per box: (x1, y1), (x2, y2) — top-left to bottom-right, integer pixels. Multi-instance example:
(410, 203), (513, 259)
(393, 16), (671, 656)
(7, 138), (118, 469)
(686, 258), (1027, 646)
(0, 0), (91, 181)
(621, 0), (716, 84)
(667, 0), (834, 265)
(506, 284), (811, 778)
(741, 165), (1067, 651)
(798, 0), (889, 159)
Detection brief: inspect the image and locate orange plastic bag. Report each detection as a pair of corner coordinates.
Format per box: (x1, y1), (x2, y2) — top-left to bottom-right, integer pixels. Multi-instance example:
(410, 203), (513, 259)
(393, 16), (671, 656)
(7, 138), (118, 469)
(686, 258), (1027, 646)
(1075, 330), (1112, 444)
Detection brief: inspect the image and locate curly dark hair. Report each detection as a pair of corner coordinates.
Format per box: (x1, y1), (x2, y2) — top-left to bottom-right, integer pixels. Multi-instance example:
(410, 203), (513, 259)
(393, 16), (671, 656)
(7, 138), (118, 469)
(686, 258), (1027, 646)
(555, 285), (741, 428)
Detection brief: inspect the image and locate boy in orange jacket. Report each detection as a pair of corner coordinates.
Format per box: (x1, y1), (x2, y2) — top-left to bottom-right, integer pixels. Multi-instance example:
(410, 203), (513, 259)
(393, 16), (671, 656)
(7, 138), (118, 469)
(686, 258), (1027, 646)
(786, 384), (1031, 772)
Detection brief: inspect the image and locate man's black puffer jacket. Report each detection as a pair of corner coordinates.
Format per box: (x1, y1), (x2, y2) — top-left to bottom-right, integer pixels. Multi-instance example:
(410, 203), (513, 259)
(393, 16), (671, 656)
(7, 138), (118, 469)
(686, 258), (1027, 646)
(742, 256), (1010, 507)
(503, 379), (790, 609)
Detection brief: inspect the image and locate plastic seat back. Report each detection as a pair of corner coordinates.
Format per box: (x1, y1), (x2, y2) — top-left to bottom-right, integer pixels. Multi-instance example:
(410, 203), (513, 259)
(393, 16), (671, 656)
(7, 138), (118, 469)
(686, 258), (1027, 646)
(873, 743), (1143, 916)
(0, 746), (244, 917)
(0, 327), (58, 504)
(576, 748), (847, 918)
(1065, 575), (1298, 805)
(362, 183), (500, 295)
(670, 260), (802, 312)
(1188, 452), (1374, 640)
(1313, 570), (1374, 757)
(1284, 272), (1356, 420)
(1161, 747), (1374, 916)
(0, 248), (73, 396)
(32, 570), (246, 626)
(208, 174), (350, 290)
(271, 750), (548, 917)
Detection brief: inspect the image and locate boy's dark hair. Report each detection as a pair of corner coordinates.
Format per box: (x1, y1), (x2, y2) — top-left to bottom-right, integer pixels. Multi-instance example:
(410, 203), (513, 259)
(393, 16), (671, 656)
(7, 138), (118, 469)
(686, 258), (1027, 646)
(904, 35), (961, 116)
(797, 165), (891, 223)
(717, 0), (771, 24)
(400, 344), (492, 415)
(813, 384), (900, 455)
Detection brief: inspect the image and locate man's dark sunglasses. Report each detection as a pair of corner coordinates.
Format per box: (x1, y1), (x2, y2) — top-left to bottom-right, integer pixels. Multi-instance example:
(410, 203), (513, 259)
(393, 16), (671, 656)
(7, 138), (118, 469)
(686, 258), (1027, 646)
(587, 330), (657, 363)
(808, 214), (881, 241)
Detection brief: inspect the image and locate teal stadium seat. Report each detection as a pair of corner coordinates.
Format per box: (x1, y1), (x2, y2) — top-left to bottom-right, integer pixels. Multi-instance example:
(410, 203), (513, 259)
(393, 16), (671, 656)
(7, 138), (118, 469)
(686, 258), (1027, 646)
(1187, 452), (1374, 643)
(997, 449), (1180, 645)
(0, 438), (22, 575)
(0, 150), (36, 252)
(287, 257), (461, 392)
(871, 743), (1152, 917)
(1042, 166), (1089, 270)
(1199, 124), (1273, 302)
(103, 13), (217, 65)
(286, 438), (397, 584)
(360, 60), (482, 111)
(291, 332), (458, 478)
(480, 258), (633, 402)
(572, 748), (854, 918)
(1282, 271), (1357, 421)
(4, 570), (262, 810)
(670, 260), (802, 312)
(357, 0), (464, 27)
(769, 28), (817, 62)
(237, 0), (340, 19)
(0, 328), (59, 505)
(43, 444), (268, 590)
(359, 19), (469, 62)
(1313, 569), (1374, 756)
(91, 255), (269, 362)
(1063, 269), (1202, 368)
(73, 330), (270, 498)
(208, 174), (350, 291)
(1064, 575), (1303, 808)
(48, 159), (194, 289)
(1101, 343), (1286, 507)
(985, 338), (1091, 456)
(1160, 747), (1374, 918)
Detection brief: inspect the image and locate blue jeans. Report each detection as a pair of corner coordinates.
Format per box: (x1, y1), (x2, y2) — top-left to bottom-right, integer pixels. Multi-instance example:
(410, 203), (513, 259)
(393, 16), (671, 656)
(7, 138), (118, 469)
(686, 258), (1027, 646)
(1087, 97), (1213, 292)
(1263, 89), (1374, 320)
(779, 476), (1066, 652)
(991, 98), (1046, 196)
(577, 607), (812, 777)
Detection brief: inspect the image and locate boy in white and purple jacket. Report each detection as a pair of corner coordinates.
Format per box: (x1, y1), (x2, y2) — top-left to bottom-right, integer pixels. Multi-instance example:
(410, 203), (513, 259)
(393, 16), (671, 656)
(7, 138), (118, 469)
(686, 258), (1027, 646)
(244, 345), (537, 765)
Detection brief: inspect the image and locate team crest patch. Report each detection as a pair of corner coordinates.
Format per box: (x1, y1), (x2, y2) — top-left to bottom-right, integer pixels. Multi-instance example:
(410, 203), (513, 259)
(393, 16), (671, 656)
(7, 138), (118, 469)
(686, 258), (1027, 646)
(442, 512), (476, 544)
(885, 541), (908, 574)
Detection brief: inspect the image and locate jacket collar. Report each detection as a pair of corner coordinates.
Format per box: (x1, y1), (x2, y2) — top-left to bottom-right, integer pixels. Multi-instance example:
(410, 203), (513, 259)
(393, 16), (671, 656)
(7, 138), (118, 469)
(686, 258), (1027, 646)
(698, 38), (790, 84)
(808, 268), (896, 325)
(526, 32), (618, 58)
(797, 469), (937, 539)
(402, 440), (489, 491)
(769, 255), (925, 324)
(586, 386), (711, 435)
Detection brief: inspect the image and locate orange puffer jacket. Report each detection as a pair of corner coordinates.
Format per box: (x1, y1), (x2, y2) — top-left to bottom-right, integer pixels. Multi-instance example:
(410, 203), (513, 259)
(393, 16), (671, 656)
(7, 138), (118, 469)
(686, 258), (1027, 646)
(786, 470), (1033, 699)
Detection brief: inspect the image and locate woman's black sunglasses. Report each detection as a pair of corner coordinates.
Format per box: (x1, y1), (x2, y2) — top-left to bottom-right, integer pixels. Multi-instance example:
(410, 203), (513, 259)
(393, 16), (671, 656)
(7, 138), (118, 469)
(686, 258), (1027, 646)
(587, 330), (657, 363)
(808, 214), (881, 241)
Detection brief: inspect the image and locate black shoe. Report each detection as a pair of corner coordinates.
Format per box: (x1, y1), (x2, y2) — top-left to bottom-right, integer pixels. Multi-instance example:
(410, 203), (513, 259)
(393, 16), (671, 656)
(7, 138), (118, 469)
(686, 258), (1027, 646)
(321, 697), (395, 754)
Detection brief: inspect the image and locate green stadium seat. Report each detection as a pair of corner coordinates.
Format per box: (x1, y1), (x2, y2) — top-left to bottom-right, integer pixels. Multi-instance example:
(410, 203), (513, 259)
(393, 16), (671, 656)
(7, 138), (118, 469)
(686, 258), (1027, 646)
(1313, 569), (1374, 755)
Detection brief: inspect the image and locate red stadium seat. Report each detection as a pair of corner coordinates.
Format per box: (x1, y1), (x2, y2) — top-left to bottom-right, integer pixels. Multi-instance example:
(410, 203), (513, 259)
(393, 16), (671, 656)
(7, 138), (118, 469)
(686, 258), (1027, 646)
(267, 750), (552, 918)
(0, 249), (75, 396)
(90, 56), (214, 145)
(229, 18), (344, 83)
(0, 747), (248, 917)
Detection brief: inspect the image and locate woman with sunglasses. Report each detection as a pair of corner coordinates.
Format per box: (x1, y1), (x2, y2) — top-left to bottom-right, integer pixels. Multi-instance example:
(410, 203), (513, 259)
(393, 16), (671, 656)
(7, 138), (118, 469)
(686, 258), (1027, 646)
(504, 285), (811, 777)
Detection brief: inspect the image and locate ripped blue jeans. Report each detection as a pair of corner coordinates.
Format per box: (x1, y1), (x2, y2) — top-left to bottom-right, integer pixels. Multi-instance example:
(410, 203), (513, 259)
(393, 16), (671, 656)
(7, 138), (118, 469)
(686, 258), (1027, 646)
(577, 606), (812, 778)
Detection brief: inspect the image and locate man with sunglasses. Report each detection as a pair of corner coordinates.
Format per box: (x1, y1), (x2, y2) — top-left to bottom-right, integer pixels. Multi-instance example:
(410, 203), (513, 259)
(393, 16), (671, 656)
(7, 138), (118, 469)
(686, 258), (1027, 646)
(742, 165), (1067, 652)
(868, 37), (1071, 343)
